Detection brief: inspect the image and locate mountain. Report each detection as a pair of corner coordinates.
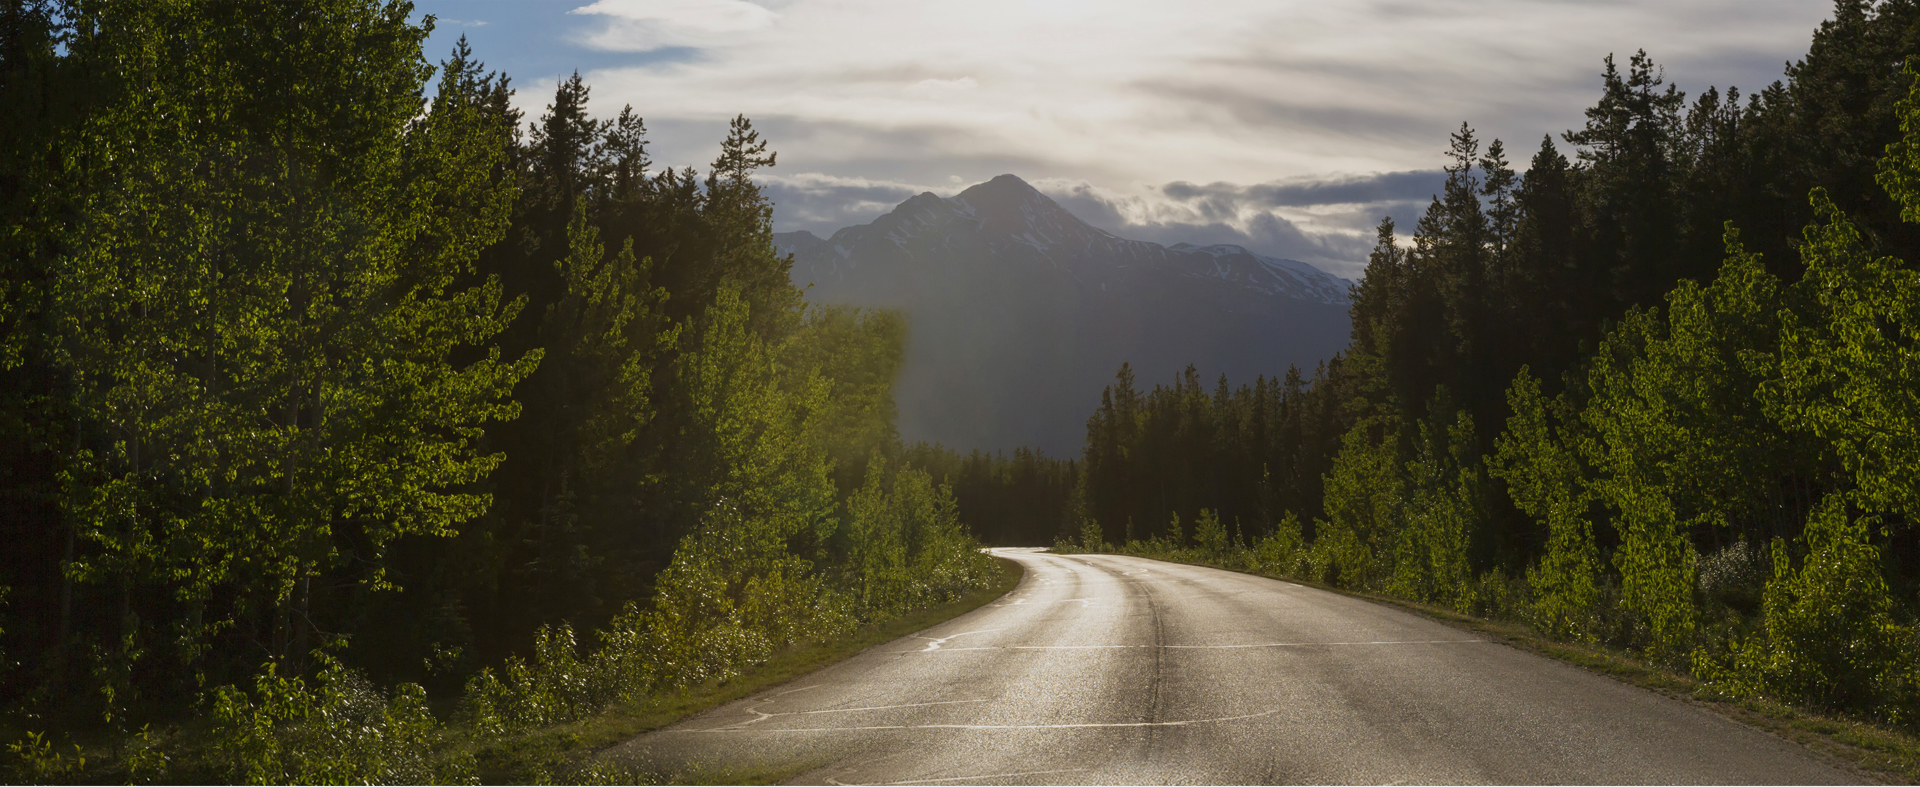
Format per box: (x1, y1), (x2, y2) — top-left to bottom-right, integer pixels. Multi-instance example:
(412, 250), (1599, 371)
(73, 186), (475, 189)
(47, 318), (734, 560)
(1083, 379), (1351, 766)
(777, 174), (1353, 455)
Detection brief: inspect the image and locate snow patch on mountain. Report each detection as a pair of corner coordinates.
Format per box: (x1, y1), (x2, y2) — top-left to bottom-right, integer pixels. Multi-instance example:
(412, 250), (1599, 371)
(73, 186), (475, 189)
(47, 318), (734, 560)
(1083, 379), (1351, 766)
(777, 174), (1351, 306)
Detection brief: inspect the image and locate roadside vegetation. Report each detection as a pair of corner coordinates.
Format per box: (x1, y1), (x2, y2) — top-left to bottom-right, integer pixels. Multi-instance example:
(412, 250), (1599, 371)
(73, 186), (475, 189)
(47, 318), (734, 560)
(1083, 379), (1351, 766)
(0, 0), (1004, 781)
(1033, 2), (1920, 771)
(9, 0), (1920, 782)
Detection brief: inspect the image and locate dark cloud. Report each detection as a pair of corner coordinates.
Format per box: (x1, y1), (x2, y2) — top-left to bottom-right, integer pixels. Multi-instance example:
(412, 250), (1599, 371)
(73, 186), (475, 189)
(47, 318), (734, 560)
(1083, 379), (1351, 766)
(762, 175), (926, 237)
(1164, 170), (1446, 209)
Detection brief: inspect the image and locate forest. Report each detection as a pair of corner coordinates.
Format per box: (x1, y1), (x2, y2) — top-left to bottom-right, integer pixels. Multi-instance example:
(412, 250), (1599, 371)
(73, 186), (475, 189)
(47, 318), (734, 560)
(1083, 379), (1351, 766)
(0, 0), (1001, 780)
(1029, 0), (1920, 728)
(8, 0), (1920, 780)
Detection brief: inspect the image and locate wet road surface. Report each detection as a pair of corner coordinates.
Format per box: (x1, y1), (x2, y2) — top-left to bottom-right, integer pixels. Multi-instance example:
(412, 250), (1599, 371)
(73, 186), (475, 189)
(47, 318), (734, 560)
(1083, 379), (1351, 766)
(607, 548), (1856, 784)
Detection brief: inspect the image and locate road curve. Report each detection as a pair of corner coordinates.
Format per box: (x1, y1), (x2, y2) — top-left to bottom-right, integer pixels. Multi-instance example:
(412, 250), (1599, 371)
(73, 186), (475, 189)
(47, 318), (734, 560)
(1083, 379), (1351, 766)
(608, 548), (1856, 784)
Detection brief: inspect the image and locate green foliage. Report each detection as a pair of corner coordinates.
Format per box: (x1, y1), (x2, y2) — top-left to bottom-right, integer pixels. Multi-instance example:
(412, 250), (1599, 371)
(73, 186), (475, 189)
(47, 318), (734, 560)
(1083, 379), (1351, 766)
(1770, 188), (1920, 520)
(1077, 517), (1106, 553)
(1493, 369), (1602, 641)
(1568, 228), (1802, 657)
(1394, 408), (1481, 612)
(5, 731), (84, 782)
(678, 286), (835, 554)
(209, 657), (464, 785)
(845, 461), (996, 619)
(1316, 420), (1404, 589)
(0, 1), (1001, 779)
(18, 0), (1920, 775)
(1698, 495), (1916, 722)
(1067, 10), (1920, 738)
(1193, 509), (1230, 558)
(905, 442), (1081, 547)
(543, 197), (678, 481)
(632, 526), (780, 690)
(124, 725), (168, 782)
(1248, 512), (1308, 577)
(1608, 488), (1697, 659)
(40, 0), (537, 693)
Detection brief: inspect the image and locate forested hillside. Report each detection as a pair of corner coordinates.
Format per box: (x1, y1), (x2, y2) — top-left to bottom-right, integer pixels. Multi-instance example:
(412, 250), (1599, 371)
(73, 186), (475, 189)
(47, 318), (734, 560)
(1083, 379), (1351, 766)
(1040, 0), (1920, 725)
(0, 1), (997, 780)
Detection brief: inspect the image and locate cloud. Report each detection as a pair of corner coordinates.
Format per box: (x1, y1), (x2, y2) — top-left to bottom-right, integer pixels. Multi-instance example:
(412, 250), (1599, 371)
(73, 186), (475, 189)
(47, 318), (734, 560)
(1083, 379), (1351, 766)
(761, 172), (933, 236)
(570, 0), (778, 51)
(906, 77), (978, 99)
(498, 0), (1834, 272)
(1166, 170), (1445, 209)
(1031, 178), (1402, 279)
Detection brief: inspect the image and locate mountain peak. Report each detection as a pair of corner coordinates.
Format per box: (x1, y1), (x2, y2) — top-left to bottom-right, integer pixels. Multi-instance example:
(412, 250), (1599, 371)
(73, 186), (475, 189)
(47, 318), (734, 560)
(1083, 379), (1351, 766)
(956, 173), (1045, 206)
(945, 173), (1096, 240)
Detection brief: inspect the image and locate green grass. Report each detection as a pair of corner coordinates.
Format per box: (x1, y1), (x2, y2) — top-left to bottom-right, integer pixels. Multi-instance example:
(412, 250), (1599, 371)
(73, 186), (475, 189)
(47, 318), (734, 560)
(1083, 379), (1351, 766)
(1118, 550), (1920, 785)
(466, 556), (1026, 784)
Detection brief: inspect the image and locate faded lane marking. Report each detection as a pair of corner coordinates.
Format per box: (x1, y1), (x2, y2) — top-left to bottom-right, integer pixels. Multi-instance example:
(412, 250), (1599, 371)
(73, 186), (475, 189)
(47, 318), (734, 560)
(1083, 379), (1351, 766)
(761, 684), (822, 698)
(720, 699), (991, 731)
(990, 596), (1104, 608)
(673, 709), (1280, 734)
(911, 628), (1003, 652)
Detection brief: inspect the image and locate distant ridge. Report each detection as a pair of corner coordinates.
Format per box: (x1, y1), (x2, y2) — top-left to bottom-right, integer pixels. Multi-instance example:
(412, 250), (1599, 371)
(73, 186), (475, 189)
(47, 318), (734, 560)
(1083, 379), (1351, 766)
(779, 174), (1353, 454)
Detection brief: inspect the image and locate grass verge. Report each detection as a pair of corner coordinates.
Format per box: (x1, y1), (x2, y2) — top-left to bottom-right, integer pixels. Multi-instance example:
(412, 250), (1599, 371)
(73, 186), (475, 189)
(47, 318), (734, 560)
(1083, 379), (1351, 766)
(1103, 551), (1920, 785)
(469, 555), (1026, 784)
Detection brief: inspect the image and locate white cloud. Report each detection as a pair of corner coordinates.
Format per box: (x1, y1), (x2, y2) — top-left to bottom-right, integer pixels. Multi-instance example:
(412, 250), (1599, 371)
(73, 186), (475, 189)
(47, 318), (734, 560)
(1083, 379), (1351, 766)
(537, 0), (1832, 270)
(907, 77), (978, 99)
(570, 0), (778, 51)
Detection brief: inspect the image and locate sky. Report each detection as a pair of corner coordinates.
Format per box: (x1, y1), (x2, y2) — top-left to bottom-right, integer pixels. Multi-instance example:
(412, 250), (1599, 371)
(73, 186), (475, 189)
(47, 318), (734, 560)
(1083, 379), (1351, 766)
(415, 0), (1835, 279)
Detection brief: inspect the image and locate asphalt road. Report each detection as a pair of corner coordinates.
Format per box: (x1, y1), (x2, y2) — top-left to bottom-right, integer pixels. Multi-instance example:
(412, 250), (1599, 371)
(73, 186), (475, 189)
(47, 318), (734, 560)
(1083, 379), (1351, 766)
(608, 548), (1858, 784)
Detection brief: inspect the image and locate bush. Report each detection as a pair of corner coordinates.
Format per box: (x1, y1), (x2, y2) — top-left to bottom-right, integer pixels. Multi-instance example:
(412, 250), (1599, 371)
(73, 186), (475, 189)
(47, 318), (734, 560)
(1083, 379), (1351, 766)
(1078, 517), (1106, 553)
(1696, 495), (1916, 723)
(1193, 509), (1230, 559)
(1249, 513), (1307, 578)
(5, 731), (85, 782)
(209, 656), (465, 785)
